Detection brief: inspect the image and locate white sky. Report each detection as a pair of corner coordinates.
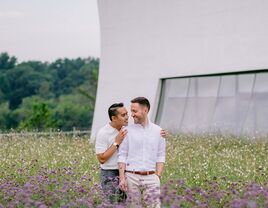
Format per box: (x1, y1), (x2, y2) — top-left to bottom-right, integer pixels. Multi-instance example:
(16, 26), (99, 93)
(0, 0), (100, 63)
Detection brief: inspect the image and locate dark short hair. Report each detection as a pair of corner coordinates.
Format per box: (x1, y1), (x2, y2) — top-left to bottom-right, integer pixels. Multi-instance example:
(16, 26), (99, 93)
(131, 97), (150, 111)
(108, 103), (124, 121)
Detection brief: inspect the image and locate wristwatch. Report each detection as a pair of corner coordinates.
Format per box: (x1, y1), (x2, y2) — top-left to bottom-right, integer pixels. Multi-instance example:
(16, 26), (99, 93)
(113, 142), (119, 149)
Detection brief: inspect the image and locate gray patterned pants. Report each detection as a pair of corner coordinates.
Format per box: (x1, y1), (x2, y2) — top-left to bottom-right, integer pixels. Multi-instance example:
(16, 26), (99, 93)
(100, 169), (126, 203)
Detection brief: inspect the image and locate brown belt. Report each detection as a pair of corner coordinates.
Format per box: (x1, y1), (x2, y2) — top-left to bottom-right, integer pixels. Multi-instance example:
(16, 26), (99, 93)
(126, 170), (155, 175)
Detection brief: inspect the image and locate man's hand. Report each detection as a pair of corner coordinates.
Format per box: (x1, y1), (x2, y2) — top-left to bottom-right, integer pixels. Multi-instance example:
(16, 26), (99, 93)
(119, 177), (128, 192)
(115, 127), (128, 145)
(160, 129), (168, 138)
(96, 127), (127, 164)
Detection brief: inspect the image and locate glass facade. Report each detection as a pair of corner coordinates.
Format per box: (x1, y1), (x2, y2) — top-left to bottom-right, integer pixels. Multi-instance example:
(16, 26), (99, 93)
(156, 71), (268, 136)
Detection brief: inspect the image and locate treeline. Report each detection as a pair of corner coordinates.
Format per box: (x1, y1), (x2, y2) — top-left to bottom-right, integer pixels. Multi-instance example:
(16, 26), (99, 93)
(0, 52), (99, 131)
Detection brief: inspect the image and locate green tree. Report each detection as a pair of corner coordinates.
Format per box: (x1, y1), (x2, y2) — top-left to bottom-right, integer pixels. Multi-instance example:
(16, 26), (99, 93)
(0, 52), (16, 71)
(52, 94), (92, 130)
(0, 102), (10, 130)
(19, 102), (55, 131)
(0, 52), (99, 131)
(5, 65), (49, 109)
(77, 67), (98, 110)
(49, 58), (85, 96)
(38, 81), (53, 99)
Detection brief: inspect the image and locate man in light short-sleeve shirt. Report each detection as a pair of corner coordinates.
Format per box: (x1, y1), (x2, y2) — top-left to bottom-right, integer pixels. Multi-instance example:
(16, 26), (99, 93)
(95, 103), (128, 202)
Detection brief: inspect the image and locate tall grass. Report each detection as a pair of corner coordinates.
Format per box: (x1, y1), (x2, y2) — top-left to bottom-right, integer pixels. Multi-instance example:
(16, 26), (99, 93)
(1, 134), (268, 207)
(165, 134), (268, 186)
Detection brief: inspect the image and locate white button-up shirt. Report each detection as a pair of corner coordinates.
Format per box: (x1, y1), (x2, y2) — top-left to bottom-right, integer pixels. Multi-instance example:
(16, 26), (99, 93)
(118, 121), (166, 171)
(95, 124), (119, 169)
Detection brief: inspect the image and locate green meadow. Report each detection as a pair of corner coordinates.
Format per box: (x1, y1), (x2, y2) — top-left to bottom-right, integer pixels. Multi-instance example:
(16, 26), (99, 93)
(1, 134), (268, 207)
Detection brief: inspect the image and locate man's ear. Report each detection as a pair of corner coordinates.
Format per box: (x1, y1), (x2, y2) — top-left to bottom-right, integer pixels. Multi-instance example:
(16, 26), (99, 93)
(111, 115), (117, 121)
(144, 107), (149, 114)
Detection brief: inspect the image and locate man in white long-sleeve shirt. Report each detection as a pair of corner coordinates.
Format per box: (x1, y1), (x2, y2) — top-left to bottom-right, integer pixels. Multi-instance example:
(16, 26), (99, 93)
(118, 97), (166, 208)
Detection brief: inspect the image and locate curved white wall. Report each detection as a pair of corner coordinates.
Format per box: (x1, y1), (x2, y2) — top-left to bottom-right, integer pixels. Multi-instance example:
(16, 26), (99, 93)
(91, 0), (268, 139)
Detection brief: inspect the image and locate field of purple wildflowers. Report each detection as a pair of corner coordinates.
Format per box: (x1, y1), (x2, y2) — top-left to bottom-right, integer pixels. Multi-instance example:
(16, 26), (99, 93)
(0, 134), (268, 207)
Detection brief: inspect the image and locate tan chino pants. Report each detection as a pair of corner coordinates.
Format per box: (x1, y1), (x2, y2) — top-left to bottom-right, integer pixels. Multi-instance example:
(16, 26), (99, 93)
(125, 172), (161, 208)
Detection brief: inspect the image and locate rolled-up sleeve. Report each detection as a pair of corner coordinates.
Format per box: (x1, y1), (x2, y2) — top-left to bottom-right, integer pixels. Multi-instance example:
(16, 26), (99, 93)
(118, 136), (129, 163)
(156, 137), (166, 162)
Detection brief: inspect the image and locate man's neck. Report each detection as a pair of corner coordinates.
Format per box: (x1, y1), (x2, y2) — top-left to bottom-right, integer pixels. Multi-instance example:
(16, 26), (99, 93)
(110, 122), (121, 131)
(140, 117), (149, 128)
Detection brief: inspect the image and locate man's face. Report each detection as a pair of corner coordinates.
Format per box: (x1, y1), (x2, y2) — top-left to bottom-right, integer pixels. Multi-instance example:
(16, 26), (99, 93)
(131, 103), (147, 124)
(113, 107), (129, 127)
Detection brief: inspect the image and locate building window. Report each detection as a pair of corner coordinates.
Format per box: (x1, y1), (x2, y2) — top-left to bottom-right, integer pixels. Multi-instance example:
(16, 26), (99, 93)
(156, 71), (268, 136)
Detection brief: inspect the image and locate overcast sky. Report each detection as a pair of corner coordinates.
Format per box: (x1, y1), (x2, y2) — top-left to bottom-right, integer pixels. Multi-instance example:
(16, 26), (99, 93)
(0, 0), (100, 63)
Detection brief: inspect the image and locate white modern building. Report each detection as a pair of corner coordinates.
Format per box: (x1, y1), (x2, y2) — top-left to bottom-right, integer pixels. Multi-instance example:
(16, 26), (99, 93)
(91, 0), (268, 139)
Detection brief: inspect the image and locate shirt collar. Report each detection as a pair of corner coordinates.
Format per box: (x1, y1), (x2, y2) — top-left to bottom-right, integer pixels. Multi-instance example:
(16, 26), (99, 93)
(135, 119), (152, 129)
(108, 123), (119, 133)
